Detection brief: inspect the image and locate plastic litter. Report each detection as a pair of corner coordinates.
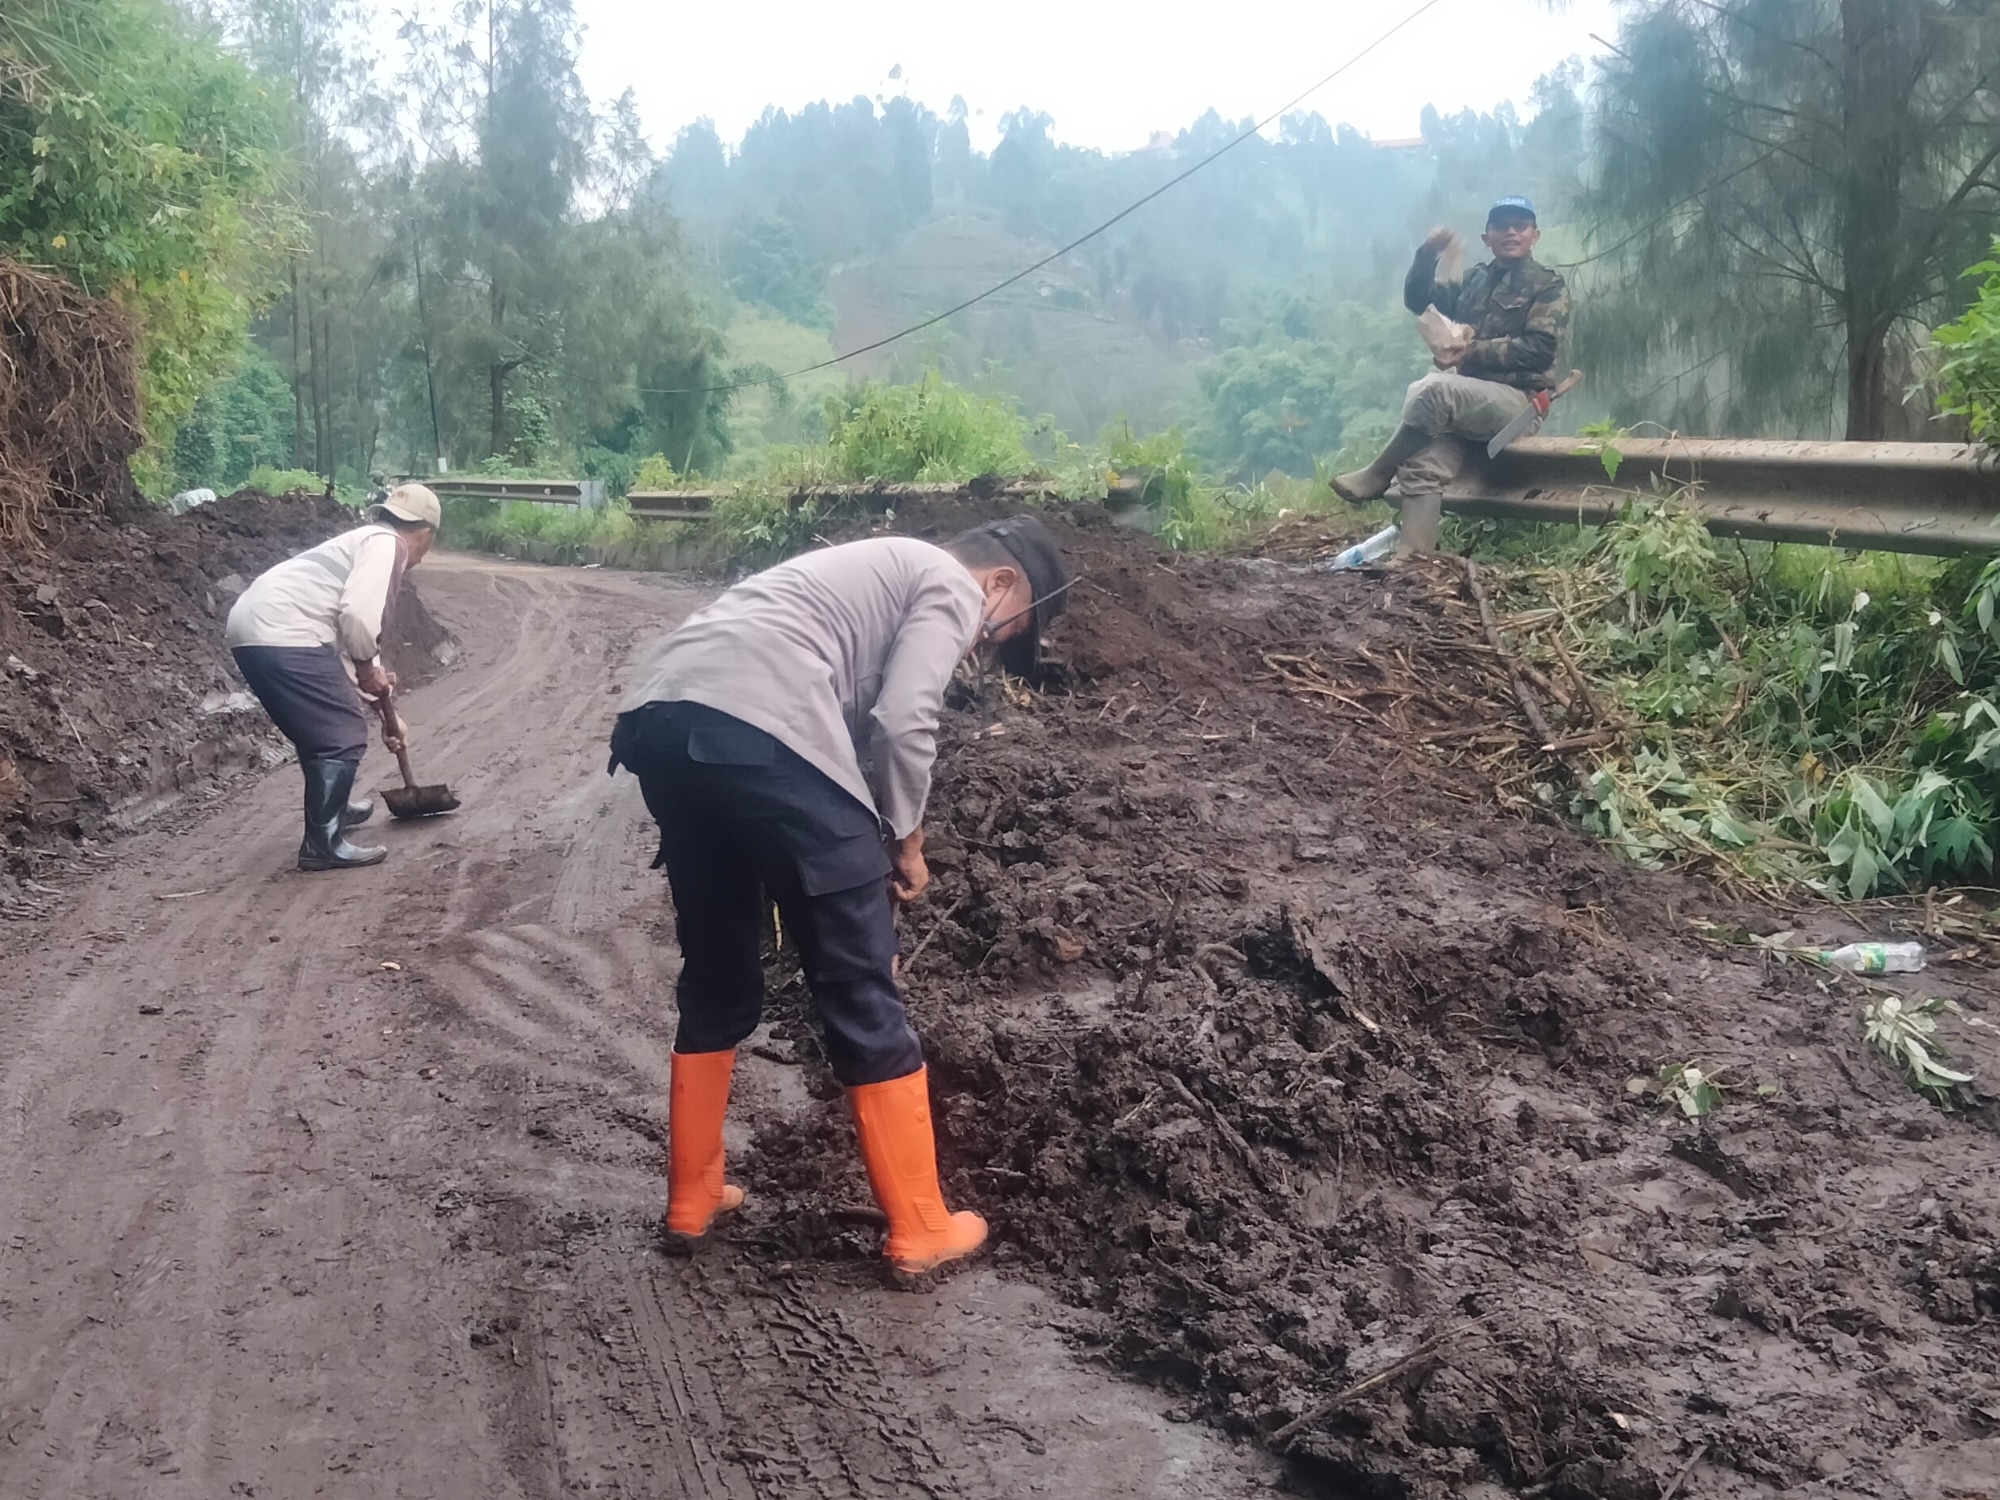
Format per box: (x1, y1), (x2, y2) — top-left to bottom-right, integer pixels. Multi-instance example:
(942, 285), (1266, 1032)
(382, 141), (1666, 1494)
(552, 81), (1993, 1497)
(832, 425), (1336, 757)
(1314, 525), (1401, 571)
(1416, 304), (1473, 366)
(1817, 940), (1926, 974)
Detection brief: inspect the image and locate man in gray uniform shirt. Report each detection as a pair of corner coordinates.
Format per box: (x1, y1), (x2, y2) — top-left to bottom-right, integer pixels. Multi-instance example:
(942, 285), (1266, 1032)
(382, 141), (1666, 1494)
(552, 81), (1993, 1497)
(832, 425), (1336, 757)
(609, 516), (1067, 1283)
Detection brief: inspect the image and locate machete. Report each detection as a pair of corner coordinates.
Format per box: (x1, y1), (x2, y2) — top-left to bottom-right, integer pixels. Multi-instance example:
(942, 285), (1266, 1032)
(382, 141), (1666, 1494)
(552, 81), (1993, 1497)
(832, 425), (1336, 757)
(1486, 368), (1584, 459)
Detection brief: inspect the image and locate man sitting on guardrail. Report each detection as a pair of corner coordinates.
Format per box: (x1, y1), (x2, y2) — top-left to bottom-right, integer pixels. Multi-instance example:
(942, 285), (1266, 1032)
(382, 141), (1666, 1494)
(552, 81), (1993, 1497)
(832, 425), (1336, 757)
(1334, 195), (1571, 555)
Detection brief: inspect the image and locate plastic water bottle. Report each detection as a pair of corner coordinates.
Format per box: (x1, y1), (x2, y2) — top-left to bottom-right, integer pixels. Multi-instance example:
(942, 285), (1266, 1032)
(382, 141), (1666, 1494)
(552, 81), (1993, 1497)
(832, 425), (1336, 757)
(1315, 524), (1400, 571)
(1817, 941), (1926, 974)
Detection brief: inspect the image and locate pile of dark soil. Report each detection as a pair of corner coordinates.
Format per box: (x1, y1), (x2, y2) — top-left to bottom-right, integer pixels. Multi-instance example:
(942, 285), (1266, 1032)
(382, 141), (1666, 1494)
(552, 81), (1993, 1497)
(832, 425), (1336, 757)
(1, 490), (452, 891)
(0, 261), (143, 545)
(744, 501), (2000, 1499)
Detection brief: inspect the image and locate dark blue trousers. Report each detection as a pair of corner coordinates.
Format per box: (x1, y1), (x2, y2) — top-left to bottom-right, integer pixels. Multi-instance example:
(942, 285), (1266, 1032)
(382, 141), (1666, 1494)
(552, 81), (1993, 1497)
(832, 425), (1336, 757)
(232, 644), (369, 763)
(610, 701), (923, 1086)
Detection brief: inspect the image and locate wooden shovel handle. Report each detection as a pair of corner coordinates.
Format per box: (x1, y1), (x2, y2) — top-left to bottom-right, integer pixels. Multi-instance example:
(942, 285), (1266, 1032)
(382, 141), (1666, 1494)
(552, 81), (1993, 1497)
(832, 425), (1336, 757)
(377, 687), (419, 790)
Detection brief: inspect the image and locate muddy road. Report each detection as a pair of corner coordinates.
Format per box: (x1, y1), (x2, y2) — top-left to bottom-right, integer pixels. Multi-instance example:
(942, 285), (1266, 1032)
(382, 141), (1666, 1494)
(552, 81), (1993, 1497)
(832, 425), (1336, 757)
(0, 553), (1277, 1499)
(6, 520), (2000, 1500)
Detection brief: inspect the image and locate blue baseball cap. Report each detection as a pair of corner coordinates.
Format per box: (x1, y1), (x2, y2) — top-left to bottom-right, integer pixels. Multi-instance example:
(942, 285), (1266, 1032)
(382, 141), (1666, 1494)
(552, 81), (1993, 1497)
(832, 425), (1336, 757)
(1488, 195), (1538, 224)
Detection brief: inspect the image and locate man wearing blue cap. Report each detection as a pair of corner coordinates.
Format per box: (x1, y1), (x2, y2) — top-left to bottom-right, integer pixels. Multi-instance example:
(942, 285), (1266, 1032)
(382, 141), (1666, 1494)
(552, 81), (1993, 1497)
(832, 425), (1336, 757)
(1334, 196), (1570, 553)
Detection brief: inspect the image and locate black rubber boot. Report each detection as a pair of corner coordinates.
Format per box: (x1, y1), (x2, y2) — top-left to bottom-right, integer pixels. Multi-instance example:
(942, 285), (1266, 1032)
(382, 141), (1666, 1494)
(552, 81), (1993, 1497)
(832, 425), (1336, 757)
(1333, 423), (1433, 502)
(341, 796), (375, 829)
(298, 760), (388, 872)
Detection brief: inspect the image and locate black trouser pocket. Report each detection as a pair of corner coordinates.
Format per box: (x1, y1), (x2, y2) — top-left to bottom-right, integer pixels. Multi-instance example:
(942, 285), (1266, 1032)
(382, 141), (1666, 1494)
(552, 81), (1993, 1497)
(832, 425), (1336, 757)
(797, 831), (893, 899)
(687, 725), (777, 766)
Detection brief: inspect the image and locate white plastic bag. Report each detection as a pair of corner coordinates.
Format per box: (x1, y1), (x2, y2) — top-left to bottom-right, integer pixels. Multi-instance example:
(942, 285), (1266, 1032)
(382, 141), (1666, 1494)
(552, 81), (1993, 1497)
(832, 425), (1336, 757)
(1416, 304), (1473, 367)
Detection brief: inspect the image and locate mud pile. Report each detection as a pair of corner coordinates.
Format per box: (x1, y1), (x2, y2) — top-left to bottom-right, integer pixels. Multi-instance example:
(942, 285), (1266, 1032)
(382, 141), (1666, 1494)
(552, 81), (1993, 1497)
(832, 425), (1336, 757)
(748, 501), (2000, 1499)
(1, 490), (451, 892)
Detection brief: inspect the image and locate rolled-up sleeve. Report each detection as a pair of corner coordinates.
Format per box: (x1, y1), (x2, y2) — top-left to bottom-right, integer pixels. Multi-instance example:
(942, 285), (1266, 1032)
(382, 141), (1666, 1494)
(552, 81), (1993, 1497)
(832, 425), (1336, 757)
(335, 531), (399, 662)
(866, 572), (983, 838)
(1404, 245), (1458, 319)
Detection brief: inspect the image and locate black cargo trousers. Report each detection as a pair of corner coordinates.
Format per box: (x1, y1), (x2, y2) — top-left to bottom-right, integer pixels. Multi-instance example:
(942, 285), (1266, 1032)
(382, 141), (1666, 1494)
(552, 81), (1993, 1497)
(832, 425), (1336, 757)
(609, 700), (924, 1086)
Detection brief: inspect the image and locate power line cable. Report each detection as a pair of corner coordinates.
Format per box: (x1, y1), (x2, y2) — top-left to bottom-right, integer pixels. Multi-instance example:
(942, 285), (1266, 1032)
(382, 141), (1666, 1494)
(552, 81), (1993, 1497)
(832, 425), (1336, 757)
(607, 0), (1451, 399)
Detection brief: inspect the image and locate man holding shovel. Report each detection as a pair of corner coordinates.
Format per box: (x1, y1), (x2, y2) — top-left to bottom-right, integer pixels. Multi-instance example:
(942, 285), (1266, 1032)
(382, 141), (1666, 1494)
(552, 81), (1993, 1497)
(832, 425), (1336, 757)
(225, 484), (440, 871)
(1334, 196), (1572, 554)
(609, 516), (1068, 1283)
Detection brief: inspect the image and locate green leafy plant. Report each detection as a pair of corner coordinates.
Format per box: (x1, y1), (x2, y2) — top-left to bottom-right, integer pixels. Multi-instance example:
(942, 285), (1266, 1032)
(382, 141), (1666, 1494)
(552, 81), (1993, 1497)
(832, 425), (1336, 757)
(245, 466), (328, 497)
(1656, 1061), (1726, 1120)
(822, 374), (1033, 483)
(1934, 238), (2000, 444)
(631, 453), (680, 490)
(1861, 995), (1976, 1107)
(707, 485), (824, 563)
(1574, 418), (1628, 482)
(0, 0), (295, 473)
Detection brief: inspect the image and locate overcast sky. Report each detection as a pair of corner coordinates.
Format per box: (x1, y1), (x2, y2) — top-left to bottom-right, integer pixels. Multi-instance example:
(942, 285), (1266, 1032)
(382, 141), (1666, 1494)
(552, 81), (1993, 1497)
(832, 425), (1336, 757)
(387, 0), (1623, 155)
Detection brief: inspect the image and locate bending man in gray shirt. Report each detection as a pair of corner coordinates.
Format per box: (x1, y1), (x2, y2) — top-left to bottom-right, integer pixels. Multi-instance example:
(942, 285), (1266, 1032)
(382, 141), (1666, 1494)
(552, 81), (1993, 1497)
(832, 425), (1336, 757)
(609, 515), (1068, 1284)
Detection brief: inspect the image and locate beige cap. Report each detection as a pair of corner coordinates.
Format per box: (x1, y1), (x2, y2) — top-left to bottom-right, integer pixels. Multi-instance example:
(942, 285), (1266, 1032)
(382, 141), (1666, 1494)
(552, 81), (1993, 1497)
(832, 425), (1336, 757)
(370, 482), (441, 530)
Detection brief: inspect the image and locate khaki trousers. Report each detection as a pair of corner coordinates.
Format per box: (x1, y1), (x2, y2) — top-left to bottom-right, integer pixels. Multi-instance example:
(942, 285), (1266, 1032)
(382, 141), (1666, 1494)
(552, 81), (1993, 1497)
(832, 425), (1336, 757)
(1391, 371), (1538, 552)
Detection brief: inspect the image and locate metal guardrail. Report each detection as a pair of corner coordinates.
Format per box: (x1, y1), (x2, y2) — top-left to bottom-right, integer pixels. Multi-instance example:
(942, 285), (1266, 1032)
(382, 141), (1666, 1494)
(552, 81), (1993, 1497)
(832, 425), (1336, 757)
(625, 489), (717, 522)
(420, 443), (2000, 557)
(625, 479), (1051, 523)
(421, 476), (605, 509)
(1447, 437), (2000, 556)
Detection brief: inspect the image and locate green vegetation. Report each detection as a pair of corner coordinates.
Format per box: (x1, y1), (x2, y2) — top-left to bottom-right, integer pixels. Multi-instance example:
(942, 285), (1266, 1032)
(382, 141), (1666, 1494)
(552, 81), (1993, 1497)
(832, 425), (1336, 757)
(1191, 300), (1425, 480)
(244, 465), (327, 497)
(1656, 1062), (1725, 1121)
(1934, 240), (2000, 445)
(0, 0), (292, 486)
(1476, 497), (2000, 900)
(1579, 1), (2000, 441)
(821, 377), (1035, 483)
(1861, 995), (1977, 1108)
(172, 348), (296, 493)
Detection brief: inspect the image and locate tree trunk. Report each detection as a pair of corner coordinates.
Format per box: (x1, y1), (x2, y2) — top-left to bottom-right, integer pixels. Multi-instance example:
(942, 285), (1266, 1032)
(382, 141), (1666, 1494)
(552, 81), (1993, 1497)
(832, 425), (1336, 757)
(1837, 0), (1916, 441)
(290, 261), (307, 468)
(1845, 319), (1893, 441)
(304, 270), (326, 478)
(319, 285), (338, 479)
(489, 275), (509, 458)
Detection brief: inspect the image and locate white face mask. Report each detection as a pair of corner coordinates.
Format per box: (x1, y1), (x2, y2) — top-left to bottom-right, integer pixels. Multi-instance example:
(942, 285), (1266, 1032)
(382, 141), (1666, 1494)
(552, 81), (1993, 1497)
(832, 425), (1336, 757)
(975, 576), (1077, 655)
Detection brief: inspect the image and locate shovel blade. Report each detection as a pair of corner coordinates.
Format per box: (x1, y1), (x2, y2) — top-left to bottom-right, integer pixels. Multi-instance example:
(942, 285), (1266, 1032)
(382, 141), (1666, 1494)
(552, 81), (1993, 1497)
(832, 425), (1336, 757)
(382, 783), (460, 820)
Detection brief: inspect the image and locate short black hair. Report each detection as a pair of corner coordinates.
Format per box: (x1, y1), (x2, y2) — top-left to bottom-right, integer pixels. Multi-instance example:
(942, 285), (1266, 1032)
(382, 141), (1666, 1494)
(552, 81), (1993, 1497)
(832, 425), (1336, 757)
(945, 527), (1021, 572)
(373, 509), (434, 534)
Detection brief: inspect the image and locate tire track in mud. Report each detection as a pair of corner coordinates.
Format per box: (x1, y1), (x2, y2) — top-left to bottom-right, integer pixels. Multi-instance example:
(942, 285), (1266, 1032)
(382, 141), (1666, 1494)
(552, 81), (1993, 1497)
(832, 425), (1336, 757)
(2, 554), (1278, 1500)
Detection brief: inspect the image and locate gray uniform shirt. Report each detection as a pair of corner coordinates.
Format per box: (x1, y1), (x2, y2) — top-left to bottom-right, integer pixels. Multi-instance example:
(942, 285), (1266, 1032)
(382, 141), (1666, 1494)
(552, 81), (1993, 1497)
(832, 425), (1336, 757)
(621, 537), (985, 838)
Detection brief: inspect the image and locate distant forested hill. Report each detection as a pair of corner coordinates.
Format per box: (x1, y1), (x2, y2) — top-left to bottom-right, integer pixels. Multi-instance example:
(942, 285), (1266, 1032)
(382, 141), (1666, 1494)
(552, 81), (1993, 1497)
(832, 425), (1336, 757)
(652, 84), (1583, 475)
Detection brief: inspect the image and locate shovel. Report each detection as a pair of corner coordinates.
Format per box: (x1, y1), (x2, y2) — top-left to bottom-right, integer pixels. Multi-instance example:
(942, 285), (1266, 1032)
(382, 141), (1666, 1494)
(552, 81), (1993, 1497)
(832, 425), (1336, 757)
(375, 687), (460, 820)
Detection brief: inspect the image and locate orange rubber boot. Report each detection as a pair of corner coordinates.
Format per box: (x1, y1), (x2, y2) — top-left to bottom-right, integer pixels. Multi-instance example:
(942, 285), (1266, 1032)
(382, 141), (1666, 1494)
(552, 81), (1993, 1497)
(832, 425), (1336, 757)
(664, 1048), (746, 1245)
(847, 1067), (987, 1282)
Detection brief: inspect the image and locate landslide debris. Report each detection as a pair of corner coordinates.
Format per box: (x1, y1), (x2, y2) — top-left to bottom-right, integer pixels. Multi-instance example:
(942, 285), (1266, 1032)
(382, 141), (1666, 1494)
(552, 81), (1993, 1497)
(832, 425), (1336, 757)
(737, 499), (2000, 1500)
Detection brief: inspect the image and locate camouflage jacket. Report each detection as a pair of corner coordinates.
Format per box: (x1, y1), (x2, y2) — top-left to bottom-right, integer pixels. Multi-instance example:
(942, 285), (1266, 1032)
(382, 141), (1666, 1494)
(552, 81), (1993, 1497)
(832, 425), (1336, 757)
(1403, 249), (1569, 391)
